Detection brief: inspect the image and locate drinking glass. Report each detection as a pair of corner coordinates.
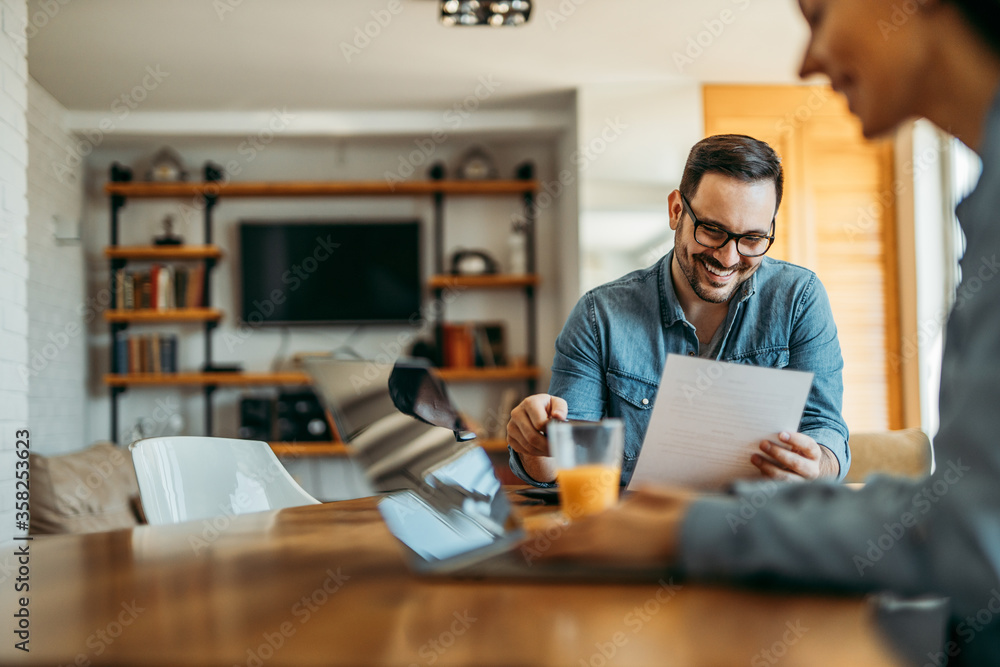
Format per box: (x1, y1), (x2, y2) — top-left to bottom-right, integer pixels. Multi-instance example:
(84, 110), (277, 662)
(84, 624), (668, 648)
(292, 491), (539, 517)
(548, 419), (624, 519)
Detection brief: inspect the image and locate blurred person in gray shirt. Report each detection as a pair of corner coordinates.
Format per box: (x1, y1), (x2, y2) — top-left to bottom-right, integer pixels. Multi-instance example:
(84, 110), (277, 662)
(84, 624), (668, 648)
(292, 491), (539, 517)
(538, 1), (1000, 664)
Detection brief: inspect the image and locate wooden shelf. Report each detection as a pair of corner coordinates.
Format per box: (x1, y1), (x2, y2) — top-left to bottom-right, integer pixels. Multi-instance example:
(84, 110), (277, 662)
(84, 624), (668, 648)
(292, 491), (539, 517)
(104, 308), (222, 323)
(427, 274), (540, 289)
(269, 439), (508, 458)
(270, 442), (350, 457)
(104, 371), (312, 387)
(105, 180), (538, 198)
(104, 245), (223, 261)
(436, 366), (540, 382)
(106, 367), (534, 386)
(477, 439), (510, 453)
(103, 165), (541, 443)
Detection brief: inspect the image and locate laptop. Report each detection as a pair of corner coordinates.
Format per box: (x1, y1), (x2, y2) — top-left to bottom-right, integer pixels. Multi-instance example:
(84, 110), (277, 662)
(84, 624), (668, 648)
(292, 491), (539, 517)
(303, 356), (675, 581)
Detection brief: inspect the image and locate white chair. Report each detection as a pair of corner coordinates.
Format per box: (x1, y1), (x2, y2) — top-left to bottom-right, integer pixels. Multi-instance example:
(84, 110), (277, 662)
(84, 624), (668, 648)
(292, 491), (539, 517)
(130, 436), (319, 525)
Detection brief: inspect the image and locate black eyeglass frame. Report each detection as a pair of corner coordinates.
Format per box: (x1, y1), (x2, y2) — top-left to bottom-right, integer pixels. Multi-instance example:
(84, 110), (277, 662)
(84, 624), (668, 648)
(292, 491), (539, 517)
(679, 193), (776, 258)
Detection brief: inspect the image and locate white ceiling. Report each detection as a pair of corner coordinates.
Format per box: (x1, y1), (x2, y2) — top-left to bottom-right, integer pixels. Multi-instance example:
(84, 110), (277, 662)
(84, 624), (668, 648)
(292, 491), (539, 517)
(27, 0), (810, 112)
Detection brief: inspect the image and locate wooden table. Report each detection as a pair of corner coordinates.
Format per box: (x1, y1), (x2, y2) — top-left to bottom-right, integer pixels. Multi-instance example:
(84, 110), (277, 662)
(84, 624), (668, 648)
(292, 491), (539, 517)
(4, 496), (906, 666)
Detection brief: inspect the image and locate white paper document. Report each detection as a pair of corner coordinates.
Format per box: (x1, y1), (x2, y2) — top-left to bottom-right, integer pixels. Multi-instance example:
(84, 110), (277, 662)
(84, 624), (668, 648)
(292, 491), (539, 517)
(628, 354), (814, 490)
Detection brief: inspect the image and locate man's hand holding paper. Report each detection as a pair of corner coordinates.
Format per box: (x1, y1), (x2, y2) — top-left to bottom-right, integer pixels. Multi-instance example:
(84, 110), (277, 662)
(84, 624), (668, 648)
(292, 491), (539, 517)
(627, 355), (821, 490)
(753, 430), (840, 482)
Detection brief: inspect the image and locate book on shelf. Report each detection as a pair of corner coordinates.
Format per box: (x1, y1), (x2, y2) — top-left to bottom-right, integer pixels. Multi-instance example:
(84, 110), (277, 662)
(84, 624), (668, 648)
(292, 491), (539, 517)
(174, 269), (188, 309)
(478, 323), (506, 367)
(442, 323), (474, 368)
(151, 264), (176, 310)
(111, 265), (205, 311)
(123, 272), (135, 309)
(139, 274), (152, 309)
(473, 326), (496, 368)
(187, 264), (205, 310)
(150, 334), (161, 373)
(442, 322), (507, 369)
(114, 331), (129, 374)
(127, 336), (140, 374)
(154, 265), (175, 310)
(160, 335), (177, 374)
(149, 265), (160, 309)
(114, 269), (123, 309)
(114, 332), (179, 374)
(141, 334), (152, 371)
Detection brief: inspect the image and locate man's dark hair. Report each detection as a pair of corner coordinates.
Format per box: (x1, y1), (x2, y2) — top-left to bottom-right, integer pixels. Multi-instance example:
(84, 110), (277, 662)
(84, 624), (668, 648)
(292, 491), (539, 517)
(948, 0), (1000, 54)
(678, 134), (784, 215)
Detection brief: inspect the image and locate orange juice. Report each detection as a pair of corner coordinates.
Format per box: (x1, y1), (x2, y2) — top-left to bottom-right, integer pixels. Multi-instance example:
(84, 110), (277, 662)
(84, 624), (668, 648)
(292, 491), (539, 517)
(557, 464), (621, 519)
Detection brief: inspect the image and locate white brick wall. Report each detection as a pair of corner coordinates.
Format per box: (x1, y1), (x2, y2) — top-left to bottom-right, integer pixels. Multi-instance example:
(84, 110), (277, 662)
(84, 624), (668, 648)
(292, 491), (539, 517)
(0, 0), (29, 542)
(26, 77), (86, 455)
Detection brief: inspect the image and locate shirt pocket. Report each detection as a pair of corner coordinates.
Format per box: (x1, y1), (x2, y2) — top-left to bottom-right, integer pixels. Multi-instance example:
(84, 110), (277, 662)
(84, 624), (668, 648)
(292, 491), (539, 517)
(726, 347), (790, 368)
(605, 370), (659, 461)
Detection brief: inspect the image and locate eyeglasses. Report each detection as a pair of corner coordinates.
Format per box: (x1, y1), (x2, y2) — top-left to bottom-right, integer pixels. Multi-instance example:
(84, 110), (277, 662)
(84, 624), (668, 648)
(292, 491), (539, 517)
(680, 194), (775, 258)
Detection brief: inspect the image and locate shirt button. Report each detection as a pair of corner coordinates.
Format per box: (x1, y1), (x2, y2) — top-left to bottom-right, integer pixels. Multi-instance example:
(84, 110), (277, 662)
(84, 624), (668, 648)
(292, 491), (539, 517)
(641, 398), (649, 405)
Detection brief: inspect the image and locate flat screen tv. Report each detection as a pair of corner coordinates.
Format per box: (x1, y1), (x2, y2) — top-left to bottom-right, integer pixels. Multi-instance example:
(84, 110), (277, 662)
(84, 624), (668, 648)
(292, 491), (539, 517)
(239, 220), (422, 325)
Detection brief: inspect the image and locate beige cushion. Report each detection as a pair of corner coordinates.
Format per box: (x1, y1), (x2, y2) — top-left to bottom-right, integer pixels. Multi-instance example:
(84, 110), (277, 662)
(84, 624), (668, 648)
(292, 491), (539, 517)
(30, 443), (141, 535)
(845, 429), (933, 483)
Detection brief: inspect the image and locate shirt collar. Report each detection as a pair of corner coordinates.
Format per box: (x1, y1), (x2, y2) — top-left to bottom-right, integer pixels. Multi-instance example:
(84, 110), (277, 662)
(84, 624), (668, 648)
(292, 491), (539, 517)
(739, 267), (758, 302)
(659, 250), (758, 329)
(659, 250), (688, 328)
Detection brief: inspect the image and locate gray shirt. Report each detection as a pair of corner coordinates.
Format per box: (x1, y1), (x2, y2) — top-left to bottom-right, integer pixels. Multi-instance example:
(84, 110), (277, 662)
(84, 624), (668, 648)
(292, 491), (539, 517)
(679, 87), (1000, 665)
(697, 301), (735, 360)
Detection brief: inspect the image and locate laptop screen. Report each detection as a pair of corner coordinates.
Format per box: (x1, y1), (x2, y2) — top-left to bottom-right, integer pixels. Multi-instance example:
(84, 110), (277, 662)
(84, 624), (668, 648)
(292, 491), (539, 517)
(301, 358), (399, 442)
(378, 446), (521, 567)
(303, 357), (523, 571)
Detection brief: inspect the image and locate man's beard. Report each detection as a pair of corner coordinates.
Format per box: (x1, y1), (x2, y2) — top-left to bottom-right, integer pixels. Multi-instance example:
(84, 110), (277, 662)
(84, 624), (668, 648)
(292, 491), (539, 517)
(678, 251), (751, 304)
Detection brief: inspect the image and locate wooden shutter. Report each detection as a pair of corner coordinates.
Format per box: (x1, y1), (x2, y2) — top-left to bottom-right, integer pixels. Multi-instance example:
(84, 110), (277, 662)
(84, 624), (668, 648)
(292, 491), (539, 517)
(704, 85), (903, 431)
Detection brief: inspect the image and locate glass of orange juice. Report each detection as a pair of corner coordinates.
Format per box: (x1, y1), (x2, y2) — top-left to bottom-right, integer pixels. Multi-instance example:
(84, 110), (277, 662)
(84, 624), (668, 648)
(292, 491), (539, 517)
(548, 419), (624, 520)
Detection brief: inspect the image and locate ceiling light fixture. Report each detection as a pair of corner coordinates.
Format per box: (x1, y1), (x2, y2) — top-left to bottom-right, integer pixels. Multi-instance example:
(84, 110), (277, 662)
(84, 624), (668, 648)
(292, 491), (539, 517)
(439, 0), (531, 26)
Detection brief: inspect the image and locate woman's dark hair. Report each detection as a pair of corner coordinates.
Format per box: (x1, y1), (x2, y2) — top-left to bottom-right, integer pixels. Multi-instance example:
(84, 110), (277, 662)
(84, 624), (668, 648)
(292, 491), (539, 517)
(948, 0), (1000, 54)
(678, 134), (784, 214)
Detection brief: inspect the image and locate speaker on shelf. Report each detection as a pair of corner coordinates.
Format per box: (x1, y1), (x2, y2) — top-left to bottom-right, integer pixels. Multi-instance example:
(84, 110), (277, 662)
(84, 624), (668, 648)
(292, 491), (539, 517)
(275, 389), (331, 442)
(238, 396), (273, 442)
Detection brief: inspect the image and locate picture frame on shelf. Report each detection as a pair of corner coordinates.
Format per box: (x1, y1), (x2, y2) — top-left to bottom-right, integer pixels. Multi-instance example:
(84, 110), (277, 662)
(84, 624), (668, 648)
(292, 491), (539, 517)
(475, 322), (506, 367)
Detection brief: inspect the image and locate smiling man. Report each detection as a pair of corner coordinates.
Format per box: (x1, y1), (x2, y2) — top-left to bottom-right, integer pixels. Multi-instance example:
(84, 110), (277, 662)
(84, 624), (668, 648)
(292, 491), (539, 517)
(507, 134), (849, 487)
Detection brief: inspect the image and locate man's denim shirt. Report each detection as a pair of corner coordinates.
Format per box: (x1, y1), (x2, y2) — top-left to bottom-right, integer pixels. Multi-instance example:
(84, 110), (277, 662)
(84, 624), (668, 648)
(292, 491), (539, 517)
(508, 251), (850, 486)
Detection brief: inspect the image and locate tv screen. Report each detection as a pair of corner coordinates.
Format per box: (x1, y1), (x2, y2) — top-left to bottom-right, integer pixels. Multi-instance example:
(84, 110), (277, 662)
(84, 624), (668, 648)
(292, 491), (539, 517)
(239, 220), (421, 324)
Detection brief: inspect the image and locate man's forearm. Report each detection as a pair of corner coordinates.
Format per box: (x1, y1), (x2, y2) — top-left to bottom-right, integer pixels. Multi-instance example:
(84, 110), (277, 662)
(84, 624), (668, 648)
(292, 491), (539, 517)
(818, 445), (841, 479)
(801, 426), (849, 480)
(521, 453), (558, 483)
